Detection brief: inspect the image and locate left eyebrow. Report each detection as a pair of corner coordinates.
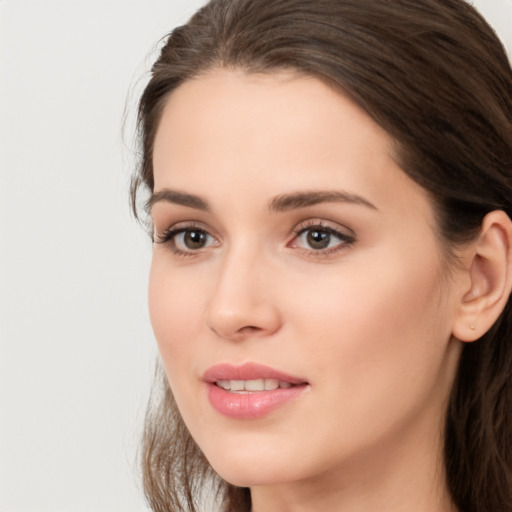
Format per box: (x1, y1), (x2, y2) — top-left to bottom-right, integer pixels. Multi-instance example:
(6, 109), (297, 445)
(146, 188), (210, 212)
(269, 190), (378, 212)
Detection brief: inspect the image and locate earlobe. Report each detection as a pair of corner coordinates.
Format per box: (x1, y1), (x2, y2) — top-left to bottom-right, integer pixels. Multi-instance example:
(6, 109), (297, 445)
(452, 210), (512, 342)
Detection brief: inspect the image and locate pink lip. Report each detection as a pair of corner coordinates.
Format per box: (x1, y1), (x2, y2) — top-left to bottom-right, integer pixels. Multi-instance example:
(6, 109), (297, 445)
(203, 363), (309, 420)
(202, 362), (306, 384)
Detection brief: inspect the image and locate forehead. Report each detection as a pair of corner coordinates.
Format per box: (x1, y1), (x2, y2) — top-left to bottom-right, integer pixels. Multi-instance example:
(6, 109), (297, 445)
(152, 68), (432, 220)
(153, 68), (392, 163)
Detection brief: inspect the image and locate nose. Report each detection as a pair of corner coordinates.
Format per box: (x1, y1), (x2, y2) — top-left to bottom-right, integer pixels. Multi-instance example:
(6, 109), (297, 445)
(205, 247), (282, 341)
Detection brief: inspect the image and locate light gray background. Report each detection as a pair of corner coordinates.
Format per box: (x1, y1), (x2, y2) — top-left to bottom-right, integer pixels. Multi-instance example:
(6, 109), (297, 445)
(1, 1), (510, 511)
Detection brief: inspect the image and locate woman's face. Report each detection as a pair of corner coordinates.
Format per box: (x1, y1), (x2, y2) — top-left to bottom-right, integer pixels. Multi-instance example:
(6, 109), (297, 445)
(149, 69), (464, 489)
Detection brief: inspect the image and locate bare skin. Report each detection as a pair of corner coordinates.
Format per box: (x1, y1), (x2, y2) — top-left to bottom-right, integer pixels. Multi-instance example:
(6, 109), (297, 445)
(148, 69), (512, 512)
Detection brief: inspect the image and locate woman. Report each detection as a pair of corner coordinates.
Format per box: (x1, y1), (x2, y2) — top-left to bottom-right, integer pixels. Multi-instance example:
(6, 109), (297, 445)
(131, 0), (512, 511)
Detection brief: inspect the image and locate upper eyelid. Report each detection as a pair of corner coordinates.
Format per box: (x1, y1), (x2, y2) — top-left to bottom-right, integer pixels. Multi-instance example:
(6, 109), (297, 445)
(154, 220), (217, 238)
(294, 225), (353, 239)
(153, 218), (355, 244)
(292, 227), (355, 243)
(292, 218), (355, 237)
(153, 225), (218, 253)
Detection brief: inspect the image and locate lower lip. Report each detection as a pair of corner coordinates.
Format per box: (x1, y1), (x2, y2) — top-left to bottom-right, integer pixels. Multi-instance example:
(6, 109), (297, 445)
(207, 383), (307, 419)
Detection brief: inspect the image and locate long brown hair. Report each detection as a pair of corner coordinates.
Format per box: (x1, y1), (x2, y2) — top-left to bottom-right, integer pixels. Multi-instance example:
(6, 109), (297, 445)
(131, 1), (512, 510)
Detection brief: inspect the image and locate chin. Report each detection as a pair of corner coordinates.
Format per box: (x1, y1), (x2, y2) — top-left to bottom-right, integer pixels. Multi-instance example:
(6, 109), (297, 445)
(202, 440), (310, 488)
(212, 463), (288, 488)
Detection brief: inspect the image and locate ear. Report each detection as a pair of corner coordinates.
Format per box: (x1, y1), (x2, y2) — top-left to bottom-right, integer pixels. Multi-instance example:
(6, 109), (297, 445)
(452, 210), (512, 342)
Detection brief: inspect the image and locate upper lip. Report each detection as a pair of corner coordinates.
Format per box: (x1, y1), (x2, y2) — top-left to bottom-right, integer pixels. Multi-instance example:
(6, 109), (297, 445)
(202, 362), (307, 385)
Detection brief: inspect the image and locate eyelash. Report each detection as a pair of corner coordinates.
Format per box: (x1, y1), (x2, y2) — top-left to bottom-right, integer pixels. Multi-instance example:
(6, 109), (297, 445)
(291, 220), (356, 257)
(154, 220), (356, 258)
(154, 222), (216, 258)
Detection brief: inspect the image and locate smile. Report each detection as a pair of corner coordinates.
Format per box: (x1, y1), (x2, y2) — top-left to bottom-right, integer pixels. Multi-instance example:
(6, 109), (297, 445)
(215, 379), (294, 392)
(203, 363), (309, 419)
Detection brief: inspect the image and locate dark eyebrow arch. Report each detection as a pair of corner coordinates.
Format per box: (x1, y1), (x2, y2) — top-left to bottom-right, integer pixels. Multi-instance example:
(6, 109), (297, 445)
(269, 190), (377, 212)
(147, 188), (210, 212)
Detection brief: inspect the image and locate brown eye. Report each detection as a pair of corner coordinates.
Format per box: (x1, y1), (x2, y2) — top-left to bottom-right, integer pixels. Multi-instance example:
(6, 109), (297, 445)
(157, 226), (218, 254)
(306, 229), (331, 250)
(182, 230), (208, 249)
(292, 224), (354, 254)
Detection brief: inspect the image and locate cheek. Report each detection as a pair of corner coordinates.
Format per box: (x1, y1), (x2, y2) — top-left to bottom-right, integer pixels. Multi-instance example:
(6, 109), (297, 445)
(291, 248), (451, 401)
(148, 259), (205, 378)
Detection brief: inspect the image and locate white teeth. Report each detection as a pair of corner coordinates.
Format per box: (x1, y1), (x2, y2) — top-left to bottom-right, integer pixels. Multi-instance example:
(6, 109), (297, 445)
(215, 378), (295, 392)
(264, 379), (279, 390)
(216, 380), (231, 390)
(230, 380), (245, 391)
(245, 379), (265, 391)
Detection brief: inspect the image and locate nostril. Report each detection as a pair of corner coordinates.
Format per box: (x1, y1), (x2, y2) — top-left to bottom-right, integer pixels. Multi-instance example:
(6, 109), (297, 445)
(206, 297), (282, 340)
(241, 326), (260, 332)
(237, 325), (264, 336)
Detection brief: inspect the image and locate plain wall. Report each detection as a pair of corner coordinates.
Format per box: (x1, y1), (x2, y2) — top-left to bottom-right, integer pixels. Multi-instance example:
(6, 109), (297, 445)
(1, 1), (510, 511)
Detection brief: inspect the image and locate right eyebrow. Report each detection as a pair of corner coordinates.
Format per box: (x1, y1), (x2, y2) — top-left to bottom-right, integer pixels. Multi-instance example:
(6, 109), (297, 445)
(269, 190), (378, 212)
(147, 188), (210, 212)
